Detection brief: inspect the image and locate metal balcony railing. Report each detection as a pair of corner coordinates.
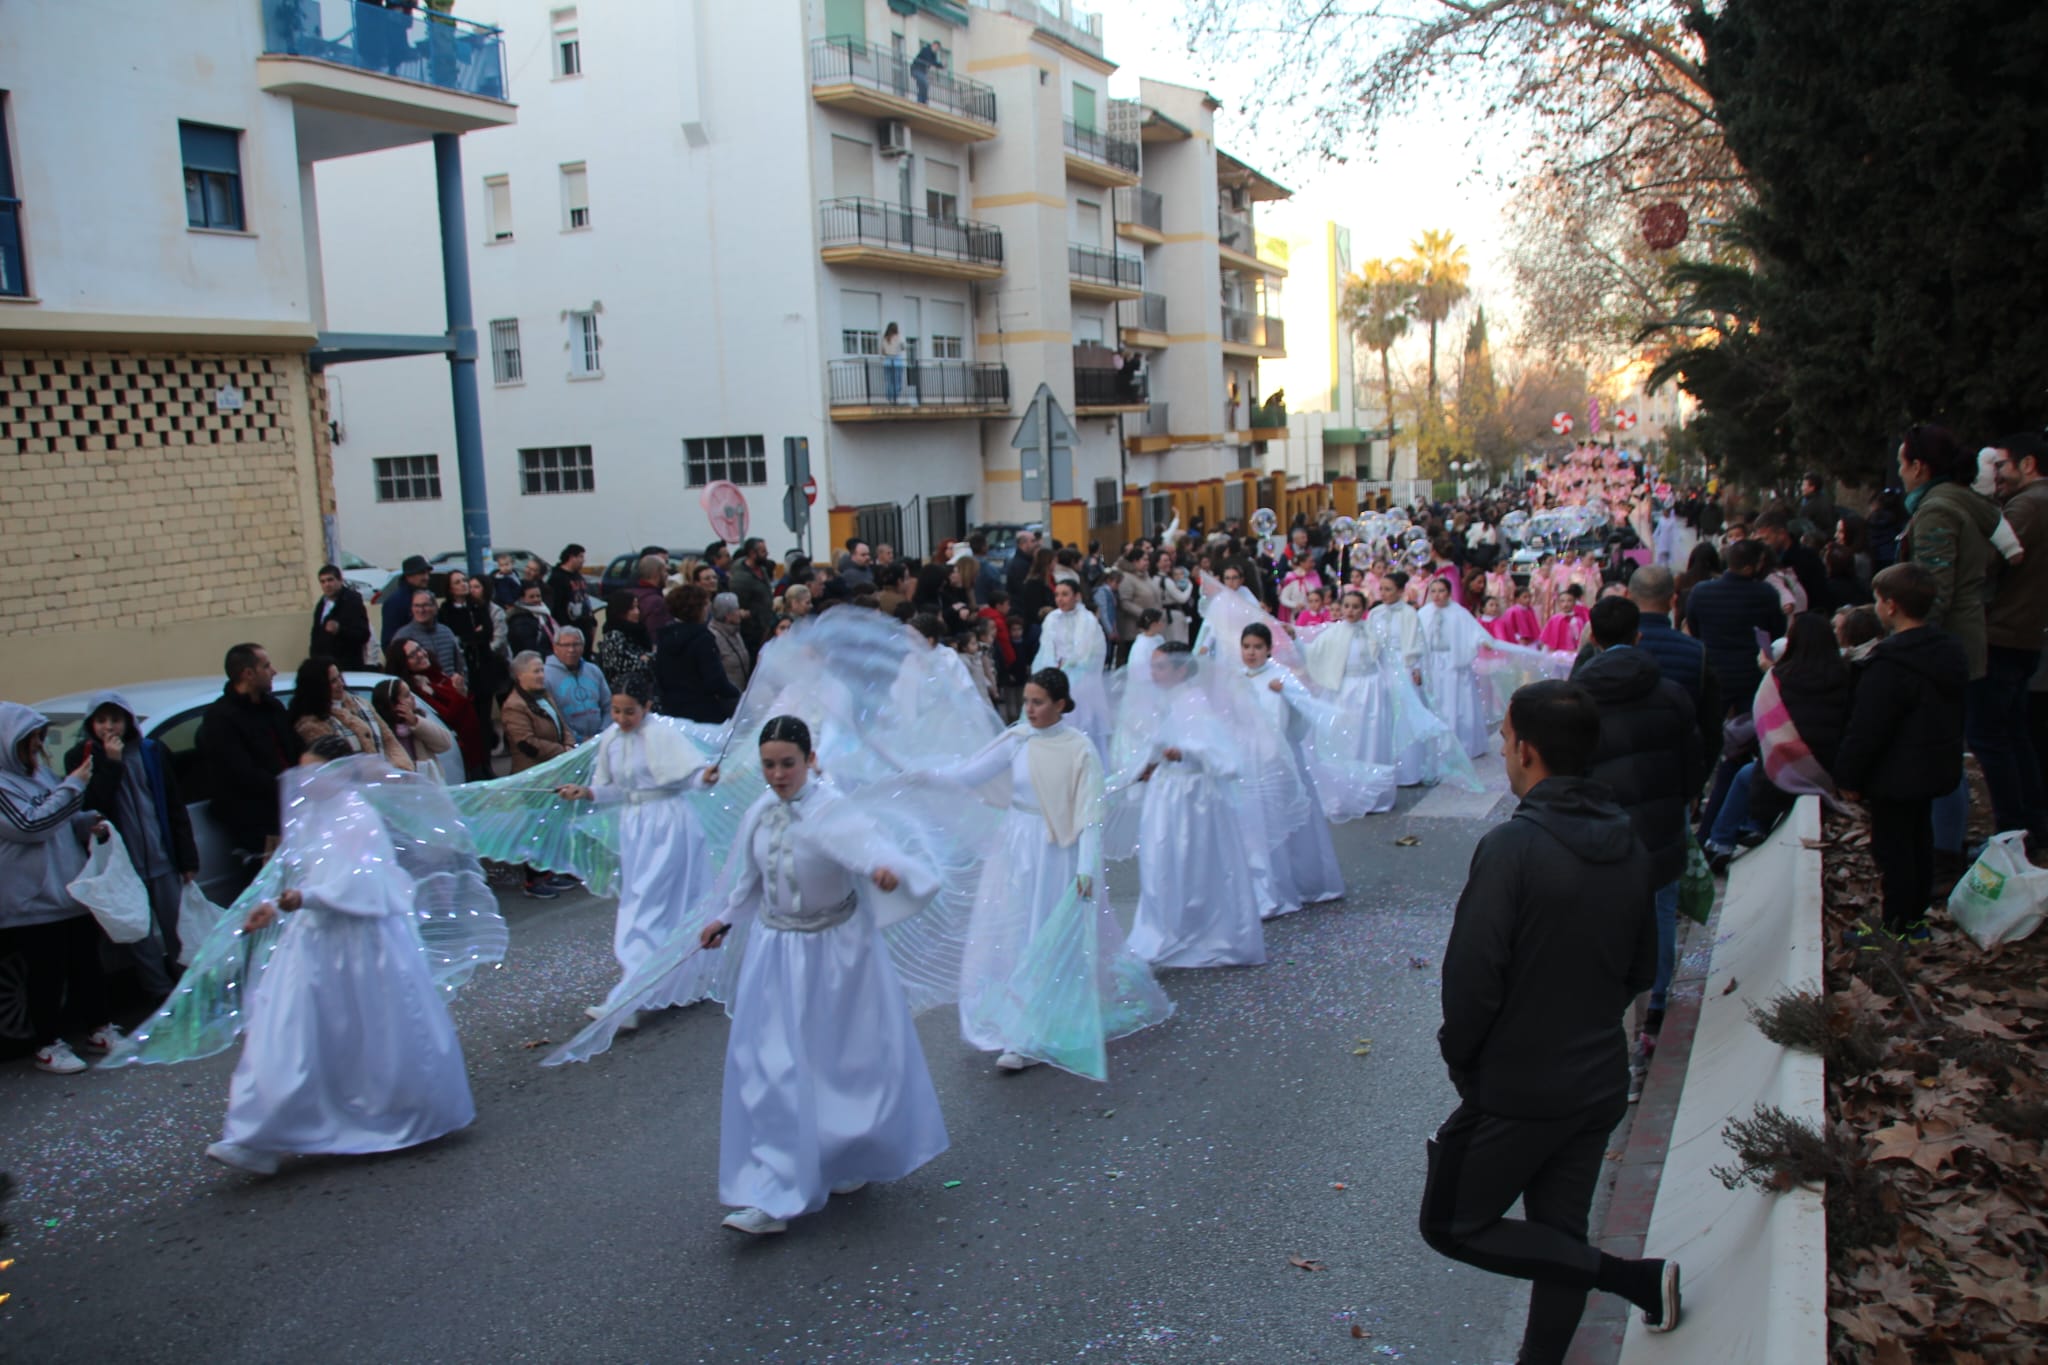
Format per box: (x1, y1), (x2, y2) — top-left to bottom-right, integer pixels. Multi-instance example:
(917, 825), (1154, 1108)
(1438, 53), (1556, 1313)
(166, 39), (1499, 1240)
(1222, 305), (1260, 346)
(967, 0), (1105, 57)
(1264, 315), (1285, 351)
(1074, 362), (1146, 408)
(1117, 291), (1168, 333)
(1069, 243), (1143, 290)
(1115, 186), (1163, 232)
(1218, 205), (1254, 253)
(809, 39), (998, 127)
(829, 358), (1010, 411)
(263, 0), (507, 99)
(820, 198), (1004, 269)
(1063, 119), (1139, 175)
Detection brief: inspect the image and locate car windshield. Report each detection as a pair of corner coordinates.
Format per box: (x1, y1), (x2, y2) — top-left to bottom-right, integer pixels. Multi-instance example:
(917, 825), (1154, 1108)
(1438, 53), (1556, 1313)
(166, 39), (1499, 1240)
(338, 550), (374, 570)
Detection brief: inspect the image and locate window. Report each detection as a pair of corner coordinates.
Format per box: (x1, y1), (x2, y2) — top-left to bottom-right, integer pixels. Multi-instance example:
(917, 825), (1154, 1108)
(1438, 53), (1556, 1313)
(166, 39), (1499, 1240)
(520, 445), (595, 495)
(374, 455), (442, 503)
(1072, 83), (1097, 132)
(840, 289), (881, 356)
(830, 136), (872, 201)
(0, 94), (24, 297)
(552, 8), (581, 77)
(180, 122), (244, 231)
(1093, 478), (1122, 527)
(561, 163), (589, 230)
(1074, 198), (1102, 247)
(929, 299), (965, 360)
(485, 175), (513, 241)
(683, 435), (768, 488)
(925, 158), (959, 223)
(568, 309), (602, 376)
(489, 318), (522, 384)
(1074, 314), (1105, 345)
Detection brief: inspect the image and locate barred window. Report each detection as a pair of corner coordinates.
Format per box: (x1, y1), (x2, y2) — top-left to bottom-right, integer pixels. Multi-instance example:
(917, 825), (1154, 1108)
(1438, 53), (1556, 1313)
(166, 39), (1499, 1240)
(374, 454), (442, 502)
(683, 434), (768, 488)
(1093, 476), (1121, 526)
(519, 444), (595, 495)
(568, 309), (602, 376)
(490, 318), (522, 384)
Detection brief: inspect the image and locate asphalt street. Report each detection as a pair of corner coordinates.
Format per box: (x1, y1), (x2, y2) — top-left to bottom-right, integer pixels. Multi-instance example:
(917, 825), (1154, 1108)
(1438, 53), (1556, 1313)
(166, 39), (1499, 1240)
(0, 756), (1626, 1364)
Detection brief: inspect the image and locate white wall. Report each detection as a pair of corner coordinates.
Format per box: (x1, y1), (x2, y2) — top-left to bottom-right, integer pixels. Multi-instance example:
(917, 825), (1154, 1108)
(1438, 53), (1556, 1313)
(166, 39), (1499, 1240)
(1, 0), (313, 325)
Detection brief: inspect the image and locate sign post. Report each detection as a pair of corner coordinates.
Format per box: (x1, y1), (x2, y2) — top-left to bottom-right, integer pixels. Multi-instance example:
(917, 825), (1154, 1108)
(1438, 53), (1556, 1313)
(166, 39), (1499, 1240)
(1011, 382), (1077, 533)
(781, 435), (812, 551)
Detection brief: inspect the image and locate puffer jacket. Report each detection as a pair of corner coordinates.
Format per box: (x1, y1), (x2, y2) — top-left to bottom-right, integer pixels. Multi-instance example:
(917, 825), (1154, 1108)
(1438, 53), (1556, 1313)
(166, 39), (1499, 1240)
(1834, 625), (1969, 801)
(0, 702), (98, 929)
(1569, 646), (1704, 887)
(1904, 479), (2000, 679)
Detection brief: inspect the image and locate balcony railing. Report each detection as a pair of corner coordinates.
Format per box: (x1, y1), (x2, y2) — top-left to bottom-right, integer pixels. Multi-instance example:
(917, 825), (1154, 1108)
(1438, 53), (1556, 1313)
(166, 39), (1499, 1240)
(1074, 365), (1147, 408)
(263, 0), (507, 99)
(829, 358), (1010, 411)
(1115, 186), (1163, 232)
(809, 39), (998, 128)
(1117, 291), (1168, 333)
(0, 198), (24, 298)
(1064, 119), (1140, 176)
(968, 0), (1105, 57)
(1218, 205), (1254, 253)
(820, 198), (1004, 270)
(1222, 308), (1288, 351)
(1069, 243), (1143, 290)
(1265, 315), (1286, 351)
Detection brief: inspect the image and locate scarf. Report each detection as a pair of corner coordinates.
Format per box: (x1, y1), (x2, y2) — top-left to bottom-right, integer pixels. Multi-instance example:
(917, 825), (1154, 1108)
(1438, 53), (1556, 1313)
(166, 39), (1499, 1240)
(1753, 669), (1843, 811)
(1023, 723), (1097, 847)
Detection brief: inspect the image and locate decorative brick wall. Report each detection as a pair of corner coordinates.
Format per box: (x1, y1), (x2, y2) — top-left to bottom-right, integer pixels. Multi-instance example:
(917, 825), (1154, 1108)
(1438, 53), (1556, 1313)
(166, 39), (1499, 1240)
(0, 350), (314, 639)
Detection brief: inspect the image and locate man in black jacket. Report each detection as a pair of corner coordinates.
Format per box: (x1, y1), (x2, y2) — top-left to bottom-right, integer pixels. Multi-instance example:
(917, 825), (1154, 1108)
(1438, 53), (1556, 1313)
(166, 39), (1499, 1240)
(654, 583), (741, 722)
(728, 538), (776, 658)
(1628, 564), (1718, 751)
(1754, 509), (1826, 610)
(1682, 538), (1785, 714)
(309, 564), (371, 666)
(1572, 597), (1704, 1089)
(1422, 680), (1680, 1358)
(195, 643), (301, 895)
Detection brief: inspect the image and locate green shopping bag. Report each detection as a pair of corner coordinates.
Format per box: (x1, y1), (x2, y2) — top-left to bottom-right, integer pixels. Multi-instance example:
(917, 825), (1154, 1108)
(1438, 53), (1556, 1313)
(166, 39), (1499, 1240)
(1679, 832), (1715, 925)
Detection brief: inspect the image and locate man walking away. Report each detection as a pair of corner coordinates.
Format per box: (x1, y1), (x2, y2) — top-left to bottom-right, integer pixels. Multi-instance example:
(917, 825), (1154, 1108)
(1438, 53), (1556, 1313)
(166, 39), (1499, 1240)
(1628, 563), (1719, 754)
(1980, 434), (2048, 846)
(1682, 538), (1785, 715)
(1422, 680), (1680, 1360)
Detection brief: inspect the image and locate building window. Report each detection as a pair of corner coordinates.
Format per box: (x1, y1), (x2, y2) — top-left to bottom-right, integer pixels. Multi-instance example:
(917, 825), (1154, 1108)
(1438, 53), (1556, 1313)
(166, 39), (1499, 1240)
(683, 435), (768, 488)
(1093, 477), (1121, 527)
(0, 94), (24, 297)
(929, 300), (965, 360)
(485, 175), (513, 241)
(840, 289), (881, 356)
(925, 158), (960, 224)
(561, 163), (589, 230)
(489, 318), (522, 384)
(519, 445), (595, 495)
(180, 121), (244, 231)
(568, 309), (602, 376)
(552, 8), (581, 77)
(374, 455), (442, 503)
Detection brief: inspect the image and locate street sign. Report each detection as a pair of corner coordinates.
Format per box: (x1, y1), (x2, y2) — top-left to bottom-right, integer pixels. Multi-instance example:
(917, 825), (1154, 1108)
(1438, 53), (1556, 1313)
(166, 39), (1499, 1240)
(700, 480), (749, 544)
(802, 474), (818, 505)
(781, 436), (813, 537)
(1012, 383), (1076, 507)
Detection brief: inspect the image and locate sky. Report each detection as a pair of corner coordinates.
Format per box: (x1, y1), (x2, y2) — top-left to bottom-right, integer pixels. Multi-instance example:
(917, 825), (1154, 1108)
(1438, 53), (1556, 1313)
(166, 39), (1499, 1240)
(1099, 0), (1521, 327)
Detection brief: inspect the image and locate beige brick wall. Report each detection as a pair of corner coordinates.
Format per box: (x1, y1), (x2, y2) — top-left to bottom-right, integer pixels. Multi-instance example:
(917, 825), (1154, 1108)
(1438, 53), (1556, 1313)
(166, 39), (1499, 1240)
(0, 348), (328, 700)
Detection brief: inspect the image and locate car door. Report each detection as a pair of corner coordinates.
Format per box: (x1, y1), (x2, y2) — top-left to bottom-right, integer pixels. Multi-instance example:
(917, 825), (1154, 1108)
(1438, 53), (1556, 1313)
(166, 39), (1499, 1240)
(144, 705), (242, 906)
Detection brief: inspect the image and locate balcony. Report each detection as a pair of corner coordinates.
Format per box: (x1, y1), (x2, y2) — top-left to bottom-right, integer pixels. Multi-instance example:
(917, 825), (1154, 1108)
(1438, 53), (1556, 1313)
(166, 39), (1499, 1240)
(1128, 401), (1173, 454)
(1064, 119), (1140, 188)
(1069, 243), (1143, 301)
(1222, 307), (1287, 358)
(1074, 349), (1147, 415)
(1114, 186), (1164, 245)
(819, 199), (1005, 281)
(1116, 291), (1169, 347)
(810, 40), (998, 143)
(968, 0), (1106, 59)
(828, 358), (1010, 421)
(258, 0), (514, 153)
(1218, 205), (1287, 276)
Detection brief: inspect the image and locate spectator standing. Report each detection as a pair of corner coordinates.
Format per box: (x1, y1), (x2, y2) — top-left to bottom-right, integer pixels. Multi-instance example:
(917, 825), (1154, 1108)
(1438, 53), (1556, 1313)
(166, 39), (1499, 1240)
(729, 538), (776, 657)
(1835, 563), (1969, 942)
(546, 544), (598, 637)
(708, 591), (752, 693)
(380, 555), (432, 649)
(309, 564), (371, 666)
(196, 644), (301, 893)
(1423, 681), (1680, 1357)
(389, 588), (467, 684)
(506, 580), (558, 657)
(1796, 472), (1837, 537)
(970, 533), (1003, 604)
(1114, 549), (1160, 665)
(1627, 564), (1718, 744)
(1682, 539), (1786, 715)
(490, 552), (524, 607)
(499, 651), (575, 899)
(1978, 434), (2048, 844)
(910, 39), (941, 104)
(629, 555), (677, 635)
(596, 592), (657, 710)
(544, 628), (612, 744)
(838, 540), (876, 591)
(1004, 529), (1041, 600)
(655, 583), (741, 722)
(1753, 510), (1827, 611)
(876, 563), (910, 617)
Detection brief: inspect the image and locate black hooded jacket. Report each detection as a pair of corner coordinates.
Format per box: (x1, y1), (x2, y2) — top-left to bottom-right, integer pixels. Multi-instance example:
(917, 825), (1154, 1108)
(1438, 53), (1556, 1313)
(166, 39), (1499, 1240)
(1440, 777), (1657, 1119)
(1833, 626), (1968, 801)
(1570, 645), (1704, 887)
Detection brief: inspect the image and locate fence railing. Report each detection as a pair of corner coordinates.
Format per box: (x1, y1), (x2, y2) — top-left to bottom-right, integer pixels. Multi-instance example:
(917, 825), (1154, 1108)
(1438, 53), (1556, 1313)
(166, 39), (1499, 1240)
(1264, 315), (1285, 351)
(1068, 242), (1143, 290)
(828, 358), (1010, 411)
(1114, 185), (1163, 232)
(1218, 205), (1253, 253)
(1117, 291), (1168, 333)
(819, 198), (1004, 269)
(263, 0), (507, 99)
(809, 39), (998, 127)
(1074, 364), (1146, 408)
(1063, 118), (1139, 175)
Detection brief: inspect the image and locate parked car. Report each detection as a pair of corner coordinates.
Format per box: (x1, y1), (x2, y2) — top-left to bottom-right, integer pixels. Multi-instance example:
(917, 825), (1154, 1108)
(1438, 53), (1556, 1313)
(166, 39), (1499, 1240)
(334, 548), (389, 603)
(415, 547), (541, 601)
(968, 522), (1042, 560)
(598, 548), (692, 599)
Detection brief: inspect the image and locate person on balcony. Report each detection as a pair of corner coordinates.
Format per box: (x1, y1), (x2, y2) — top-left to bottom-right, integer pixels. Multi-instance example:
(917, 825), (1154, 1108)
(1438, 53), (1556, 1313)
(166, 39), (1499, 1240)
(881, 323), (906, 404)
(911, 41), (942, 105)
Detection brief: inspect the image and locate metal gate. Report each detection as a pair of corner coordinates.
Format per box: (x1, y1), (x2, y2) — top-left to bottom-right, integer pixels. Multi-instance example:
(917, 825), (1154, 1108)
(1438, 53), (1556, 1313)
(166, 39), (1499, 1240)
(853, 502), (904, 560)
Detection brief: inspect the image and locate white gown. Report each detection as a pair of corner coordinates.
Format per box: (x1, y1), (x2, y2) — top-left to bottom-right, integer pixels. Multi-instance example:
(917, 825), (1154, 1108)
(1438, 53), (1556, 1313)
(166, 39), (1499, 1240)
(1241, 660), (1348, 909)
(1126, 687), (1267, 967)
(1417, 602), (1495, 758)
(221, 793), (473, 1157)
(1032, 606), (1112, 760)
(1368, 605), (1428, 785)
(718, 782), (948, 1221)
(589, 723), (716, 1013)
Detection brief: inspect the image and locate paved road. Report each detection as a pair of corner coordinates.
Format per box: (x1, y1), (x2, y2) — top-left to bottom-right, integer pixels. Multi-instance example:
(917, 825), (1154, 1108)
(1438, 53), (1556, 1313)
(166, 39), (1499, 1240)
(1, 759), (1607, 1364)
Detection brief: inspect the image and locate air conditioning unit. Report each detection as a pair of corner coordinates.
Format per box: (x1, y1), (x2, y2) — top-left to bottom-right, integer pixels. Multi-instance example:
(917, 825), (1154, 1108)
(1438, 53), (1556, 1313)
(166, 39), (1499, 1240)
(879, 120), (913, 157)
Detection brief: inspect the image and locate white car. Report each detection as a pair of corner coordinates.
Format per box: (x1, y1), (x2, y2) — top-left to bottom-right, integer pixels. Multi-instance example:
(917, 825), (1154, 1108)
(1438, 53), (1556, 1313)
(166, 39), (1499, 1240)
(334, 548), (390, 603)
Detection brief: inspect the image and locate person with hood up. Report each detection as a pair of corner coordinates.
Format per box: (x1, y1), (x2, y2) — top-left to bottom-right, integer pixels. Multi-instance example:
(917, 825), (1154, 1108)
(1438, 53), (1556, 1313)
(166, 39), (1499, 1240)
(64, 693), (200, 985)
(1422, 680), (1681, 1359)
(0, 703), (119, 1075)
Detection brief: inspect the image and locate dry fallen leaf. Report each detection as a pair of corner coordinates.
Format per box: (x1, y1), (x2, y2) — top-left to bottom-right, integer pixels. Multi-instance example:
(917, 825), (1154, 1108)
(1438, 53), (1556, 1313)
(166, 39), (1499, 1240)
(1721, 977), (1740, 996)
(520, 1038), (551, 1050)
(1350, 1324), (1369, 1338)
(1394, 835), (1420, 847)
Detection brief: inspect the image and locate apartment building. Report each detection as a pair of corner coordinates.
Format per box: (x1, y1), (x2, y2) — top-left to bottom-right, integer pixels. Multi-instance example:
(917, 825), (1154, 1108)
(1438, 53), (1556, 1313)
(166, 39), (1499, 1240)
(0, 0), (513, 698)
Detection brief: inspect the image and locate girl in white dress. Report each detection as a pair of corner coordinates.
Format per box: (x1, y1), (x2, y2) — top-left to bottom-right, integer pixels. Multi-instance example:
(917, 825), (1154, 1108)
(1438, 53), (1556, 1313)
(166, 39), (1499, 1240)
(1417, 578), (1496, 758)
(947, 669), (1173, 1079)
(1237, 623), (1349, 910)
(1032, 579), (1113, 760)
(554, 692), (719, 1028)
(697, 716), (949, 1236)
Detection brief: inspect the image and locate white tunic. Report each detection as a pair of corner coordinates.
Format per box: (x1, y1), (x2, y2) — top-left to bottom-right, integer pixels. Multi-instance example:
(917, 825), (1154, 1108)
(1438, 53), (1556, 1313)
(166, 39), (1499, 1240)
(588, 725), (715, 1012)
(1241, 661), (1347, 909)
(1032, 606), (1112, 760)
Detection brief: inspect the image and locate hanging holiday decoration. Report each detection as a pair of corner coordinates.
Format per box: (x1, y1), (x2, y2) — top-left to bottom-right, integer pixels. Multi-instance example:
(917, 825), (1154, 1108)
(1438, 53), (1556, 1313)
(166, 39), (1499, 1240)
(1640, 202), (1689, 251)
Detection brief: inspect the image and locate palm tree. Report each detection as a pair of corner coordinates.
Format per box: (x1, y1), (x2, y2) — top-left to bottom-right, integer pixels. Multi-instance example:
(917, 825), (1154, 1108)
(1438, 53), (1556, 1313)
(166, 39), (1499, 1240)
(1406, 229), (1471, 413)
(1341, 258), (1417, 438)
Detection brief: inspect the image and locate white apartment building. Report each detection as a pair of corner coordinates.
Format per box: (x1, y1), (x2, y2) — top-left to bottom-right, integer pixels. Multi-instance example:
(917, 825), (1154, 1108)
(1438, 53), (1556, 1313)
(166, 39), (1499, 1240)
(317, 0), (1296, 567)
(0, 0), (513, 698)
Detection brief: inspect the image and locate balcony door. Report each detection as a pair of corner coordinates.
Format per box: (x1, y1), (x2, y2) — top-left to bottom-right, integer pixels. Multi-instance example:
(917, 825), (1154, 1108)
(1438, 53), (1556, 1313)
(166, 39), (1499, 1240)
(824, 0), (865, 43)
(899, 296), (923, 400)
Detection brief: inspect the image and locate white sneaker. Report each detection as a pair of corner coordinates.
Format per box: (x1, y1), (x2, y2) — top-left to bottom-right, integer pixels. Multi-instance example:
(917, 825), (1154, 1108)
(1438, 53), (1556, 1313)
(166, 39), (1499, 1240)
(205, 1142), (279, 1176)
(995, 1051), (1041, 1072)
(584, 1005), (607, 1022)
(616, 1011), (642, 1032)
(33, 1041), (87, 1075)
(830, 1180), (868, 1196)
(721, 1206), (787, 1236)
(78, 1024), (122, 1056)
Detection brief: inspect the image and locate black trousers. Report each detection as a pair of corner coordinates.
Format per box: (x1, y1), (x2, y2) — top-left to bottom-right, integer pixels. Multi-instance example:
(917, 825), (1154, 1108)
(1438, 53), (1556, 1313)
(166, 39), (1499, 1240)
(1866, 795), (1934, 931)
(0, 915), (110, 1047)
(1420, 1097), (1627, 1365)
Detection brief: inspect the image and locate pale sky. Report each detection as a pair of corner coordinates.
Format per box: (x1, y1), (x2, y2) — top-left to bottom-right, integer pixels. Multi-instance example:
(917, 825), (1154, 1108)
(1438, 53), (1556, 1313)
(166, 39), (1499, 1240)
(1099, 0), (1520, 331)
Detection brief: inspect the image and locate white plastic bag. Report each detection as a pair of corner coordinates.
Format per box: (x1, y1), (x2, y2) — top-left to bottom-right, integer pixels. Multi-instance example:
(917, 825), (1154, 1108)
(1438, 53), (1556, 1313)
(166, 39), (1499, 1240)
(176, 881), (228, 967)
(1948, 831), (2048, 951)
(66, 828), (152, 944)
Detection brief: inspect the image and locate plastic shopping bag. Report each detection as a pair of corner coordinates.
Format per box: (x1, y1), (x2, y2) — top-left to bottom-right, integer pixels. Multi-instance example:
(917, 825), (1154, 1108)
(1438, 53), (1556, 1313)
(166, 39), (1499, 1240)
(176, 881), (229, 967)
(66, 828), (152, 944)
(1947, 831), (2048, 951)
(1678, 831), (1715, 926)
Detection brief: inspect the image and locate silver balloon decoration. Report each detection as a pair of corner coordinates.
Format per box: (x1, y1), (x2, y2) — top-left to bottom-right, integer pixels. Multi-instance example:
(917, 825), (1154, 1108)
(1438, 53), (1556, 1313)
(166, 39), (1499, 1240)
(1331, 515), (1358, 542)
(1250, 507), (1279, 537)
(1348, 542), (1374, 570)
(1257, 534), (1285, 560)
